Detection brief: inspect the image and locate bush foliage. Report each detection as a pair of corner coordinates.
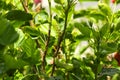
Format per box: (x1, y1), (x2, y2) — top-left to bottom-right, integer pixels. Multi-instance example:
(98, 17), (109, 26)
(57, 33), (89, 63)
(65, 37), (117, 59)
(0, 0), (120, 80)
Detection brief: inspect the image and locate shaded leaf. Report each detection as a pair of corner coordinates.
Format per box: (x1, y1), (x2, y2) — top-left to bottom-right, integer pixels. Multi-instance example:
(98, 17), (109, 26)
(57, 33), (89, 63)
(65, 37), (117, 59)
(3, 54), (28, 69)
(0, 18), (19, 45)
(0, 0), (14, 10)
(49, 76), (63, 80)
(6, 10), (32, 21)
(24, 26), (40, 37)
(74, 9), (90, 18)
(100, 23), (109, 38)
(72, 58), (81, 68)
(99, 68), (120, 77)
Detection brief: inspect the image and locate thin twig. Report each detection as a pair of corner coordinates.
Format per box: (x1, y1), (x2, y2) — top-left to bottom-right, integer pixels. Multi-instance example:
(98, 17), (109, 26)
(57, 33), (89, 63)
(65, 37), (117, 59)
(42, 0), (52, 72)
(20, 0), (29, 12)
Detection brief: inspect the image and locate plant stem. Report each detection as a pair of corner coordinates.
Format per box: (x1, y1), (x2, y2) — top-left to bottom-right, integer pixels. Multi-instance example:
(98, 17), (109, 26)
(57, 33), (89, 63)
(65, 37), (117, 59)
(20, 0), (34, 27)
(42, 0), (52, 72)
(95, 60), (99, 80)
(20, 0), (29, 12)
(95, 39), (100, 80)
(51, 2), (70, 76)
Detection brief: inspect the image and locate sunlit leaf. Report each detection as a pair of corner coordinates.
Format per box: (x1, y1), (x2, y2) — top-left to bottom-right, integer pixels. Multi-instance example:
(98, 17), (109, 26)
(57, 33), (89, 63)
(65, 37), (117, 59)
(34, 10), (48, 24)
(20, 36), (36, 57)
(20, 36), (40, 64)
(89, 11), (106, 20)
(56, 60), (73, 71)
(98, 2), (112, 17)
(74, 22), (91, 38)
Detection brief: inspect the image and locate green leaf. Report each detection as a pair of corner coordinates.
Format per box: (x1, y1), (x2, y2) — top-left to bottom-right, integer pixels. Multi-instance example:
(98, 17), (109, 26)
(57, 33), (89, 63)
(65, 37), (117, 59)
(21, 36), (36, 57)
(109, 32), (120, 41)
(20, 36), (40, 64)
(92, 29), (100, 40)
(54, 15), (64, 23)
(117, 0), (120, 4)
(0, 0), (13, 10)
(14, 29), (25, 48)
(86, 67), (95, 79)
(54, 0), (64, 4)
(39, 24), (57, 37)
(72, 58), (81, 68)
(0, 62), (6, 76)
(89, 11), (106, 20)
(5, 10), (32, 21)
(34, 10), (48, 24)
(49, 76), (63, 80)
(114, 10), (120, 17)
(74, 9), (90, 18)
(100, 23), (108, 38)
(115, 18), (120, 31)
(79, 0), (99, 1)
(100, 42), (117, 53)
(71, 73), (82, 80)
(0, 18), (19, 45)
(99, 68), (120, 77)
(98, 2), (112, 16)
(24, 26), (40, 37)
(12, 21), (25, 28)
(52, 5), (64, 17)
(56, 60), (73, 71)
(3, 54), (28, 69)
(74, 22), (91, 37)
(0, 19), (8, 36)
(0, 44), (5, 51)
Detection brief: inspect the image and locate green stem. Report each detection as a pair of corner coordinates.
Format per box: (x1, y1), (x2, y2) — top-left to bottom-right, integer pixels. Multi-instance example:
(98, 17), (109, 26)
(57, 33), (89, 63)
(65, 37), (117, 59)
(95, 60), (99, 80)
(20, 0), (29, 12)
(95, 39), (100, 80)
(51, 2), (70, 76)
